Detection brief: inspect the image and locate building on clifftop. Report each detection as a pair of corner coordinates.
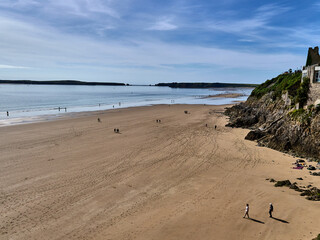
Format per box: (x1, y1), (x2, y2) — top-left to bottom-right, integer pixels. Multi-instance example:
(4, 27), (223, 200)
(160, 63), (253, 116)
(302, 46), (320, 83)
(302, 46), (320, 105)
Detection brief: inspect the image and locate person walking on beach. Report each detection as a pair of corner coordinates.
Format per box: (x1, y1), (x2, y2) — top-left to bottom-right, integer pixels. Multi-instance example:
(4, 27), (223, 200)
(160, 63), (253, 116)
(243, 204), (249, 218)
(269, 203), (273, 218)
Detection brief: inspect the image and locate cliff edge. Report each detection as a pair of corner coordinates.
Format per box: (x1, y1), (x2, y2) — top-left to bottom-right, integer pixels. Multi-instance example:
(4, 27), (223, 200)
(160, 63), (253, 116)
(225, 71), (320, 160)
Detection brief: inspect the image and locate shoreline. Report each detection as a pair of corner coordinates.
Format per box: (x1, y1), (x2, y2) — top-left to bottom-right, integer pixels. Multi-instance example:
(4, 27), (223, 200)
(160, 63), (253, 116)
(0, 85), (253, 127)
(0, 101), (241, 128)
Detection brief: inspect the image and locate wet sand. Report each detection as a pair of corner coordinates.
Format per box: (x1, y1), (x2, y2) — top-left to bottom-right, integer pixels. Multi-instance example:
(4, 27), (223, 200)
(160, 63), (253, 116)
(0, 104), (319, 240)
(204, 93), (245, 98)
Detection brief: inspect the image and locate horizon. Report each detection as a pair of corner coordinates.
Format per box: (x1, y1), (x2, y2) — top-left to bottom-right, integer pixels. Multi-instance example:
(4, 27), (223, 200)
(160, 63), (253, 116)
(0, 79), (258, 85)
(0, 0), (319, 84)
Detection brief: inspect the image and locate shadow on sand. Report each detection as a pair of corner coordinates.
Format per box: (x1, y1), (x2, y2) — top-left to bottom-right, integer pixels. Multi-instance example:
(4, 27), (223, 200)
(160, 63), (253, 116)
(247, 218), (265, 224)
(271, 217), (289, 223)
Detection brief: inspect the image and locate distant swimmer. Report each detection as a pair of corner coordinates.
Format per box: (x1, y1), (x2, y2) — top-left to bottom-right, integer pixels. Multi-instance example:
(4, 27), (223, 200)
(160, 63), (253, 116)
(243, 204), (249, 218)
(6, 111), (9, 117)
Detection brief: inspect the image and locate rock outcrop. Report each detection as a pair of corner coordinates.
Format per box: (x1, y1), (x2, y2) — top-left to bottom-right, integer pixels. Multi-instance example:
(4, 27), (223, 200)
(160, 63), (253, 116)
(225, 71), (320, 160)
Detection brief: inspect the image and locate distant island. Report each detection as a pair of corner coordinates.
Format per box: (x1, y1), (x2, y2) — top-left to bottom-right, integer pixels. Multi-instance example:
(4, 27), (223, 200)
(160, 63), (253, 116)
(0, 80), (127, 86)
(155, 82), (258, 88)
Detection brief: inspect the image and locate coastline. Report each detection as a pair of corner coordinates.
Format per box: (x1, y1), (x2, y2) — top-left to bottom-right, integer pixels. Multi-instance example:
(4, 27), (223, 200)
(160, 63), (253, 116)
(1, 103), (319, 239)
(0, 84), (253, 127)
(0, 103), (224, 127)
(0, 93), (247, 128)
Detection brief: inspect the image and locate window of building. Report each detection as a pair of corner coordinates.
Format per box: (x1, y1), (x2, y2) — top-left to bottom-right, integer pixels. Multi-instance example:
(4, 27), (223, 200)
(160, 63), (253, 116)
(316, 71), (320, 82)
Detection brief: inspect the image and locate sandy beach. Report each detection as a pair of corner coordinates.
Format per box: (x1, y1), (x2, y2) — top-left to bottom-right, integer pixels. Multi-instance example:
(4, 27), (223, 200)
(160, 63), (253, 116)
(0, 104), (319, 240)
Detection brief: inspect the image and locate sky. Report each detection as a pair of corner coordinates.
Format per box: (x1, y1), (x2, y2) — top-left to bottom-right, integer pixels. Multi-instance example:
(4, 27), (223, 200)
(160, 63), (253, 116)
(0, 0), (320, 84)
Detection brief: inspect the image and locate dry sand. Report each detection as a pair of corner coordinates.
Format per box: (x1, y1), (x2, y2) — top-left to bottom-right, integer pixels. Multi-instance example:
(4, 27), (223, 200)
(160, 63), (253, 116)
(0, 104), (319, 240)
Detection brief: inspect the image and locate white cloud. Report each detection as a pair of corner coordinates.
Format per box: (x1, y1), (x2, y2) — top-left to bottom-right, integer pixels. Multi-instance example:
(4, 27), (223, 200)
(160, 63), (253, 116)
(209, 17), (265, 34)
(50, 0), (120, 18)
(0, 0), (40, 8)
(256, 3), (291, 18)
(0, 14), (303, 70)
(238, 39), (255, 42)
(207, 3), (290, 38)
(0, 12), (305, 83)
(0, 0), (120, 19)
(0, 64), (29, 69)
(147, 17), (178, 31)
(314, 2), (320, 9)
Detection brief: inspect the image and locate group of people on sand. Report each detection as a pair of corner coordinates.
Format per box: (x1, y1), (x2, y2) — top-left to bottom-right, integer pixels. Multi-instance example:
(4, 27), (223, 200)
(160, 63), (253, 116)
(243, 203), (273, 219)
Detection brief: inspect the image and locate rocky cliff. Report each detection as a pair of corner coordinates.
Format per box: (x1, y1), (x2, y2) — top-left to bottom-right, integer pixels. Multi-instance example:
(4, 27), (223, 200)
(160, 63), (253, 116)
(225, 71), (320, 160)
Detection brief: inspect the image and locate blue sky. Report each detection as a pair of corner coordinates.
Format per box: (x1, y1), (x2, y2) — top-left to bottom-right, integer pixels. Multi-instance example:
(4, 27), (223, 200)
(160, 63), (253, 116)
(0, 0), (319, 84)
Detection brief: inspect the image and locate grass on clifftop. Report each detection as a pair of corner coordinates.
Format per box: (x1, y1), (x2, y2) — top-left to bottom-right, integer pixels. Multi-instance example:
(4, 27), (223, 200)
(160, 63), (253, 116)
(250, 71), (310, 108)
(250, 72), (302, 99)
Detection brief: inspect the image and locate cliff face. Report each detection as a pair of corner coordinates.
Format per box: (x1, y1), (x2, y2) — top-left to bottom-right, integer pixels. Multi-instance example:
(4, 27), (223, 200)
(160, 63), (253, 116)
(225, 72), (320, 160)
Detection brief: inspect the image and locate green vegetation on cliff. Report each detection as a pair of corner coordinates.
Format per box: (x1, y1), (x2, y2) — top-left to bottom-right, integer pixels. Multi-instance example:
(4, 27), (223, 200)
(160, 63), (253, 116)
(288, 108), (312, 125)
(250, 72), (310, 108)
(295, 77), (310, 107)
(250, 72), (302, 99)
(225, 70), (319, 161)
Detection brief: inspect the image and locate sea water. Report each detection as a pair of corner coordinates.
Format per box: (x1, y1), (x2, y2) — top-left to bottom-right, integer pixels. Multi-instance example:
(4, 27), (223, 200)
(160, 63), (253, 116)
(0, 84), (252, 126)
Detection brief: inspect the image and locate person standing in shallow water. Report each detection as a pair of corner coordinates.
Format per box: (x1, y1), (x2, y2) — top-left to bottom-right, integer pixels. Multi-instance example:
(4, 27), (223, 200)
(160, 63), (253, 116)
(243, 204), (249, 218)
(269, 203), (273, 217)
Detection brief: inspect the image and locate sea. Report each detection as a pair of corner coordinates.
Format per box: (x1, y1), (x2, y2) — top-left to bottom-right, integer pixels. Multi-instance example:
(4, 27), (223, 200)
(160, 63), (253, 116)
(0, 84), (252, 126)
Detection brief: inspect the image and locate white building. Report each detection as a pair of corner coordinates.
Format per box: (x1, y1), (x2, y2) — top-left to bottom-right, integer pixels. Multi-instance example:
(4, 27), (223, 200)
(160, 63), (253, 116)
(302, 65), (320, 83)
(301, 46), (320, 106)
(302, 46), (320, 84)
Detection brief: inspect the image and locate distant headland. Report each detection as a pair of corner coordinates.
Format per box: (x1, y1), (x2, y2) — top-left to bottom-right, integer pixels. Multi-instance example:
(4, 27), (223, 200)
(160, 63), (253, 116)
(155, 82), (258, 88)
(0, 80), (127, 86)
